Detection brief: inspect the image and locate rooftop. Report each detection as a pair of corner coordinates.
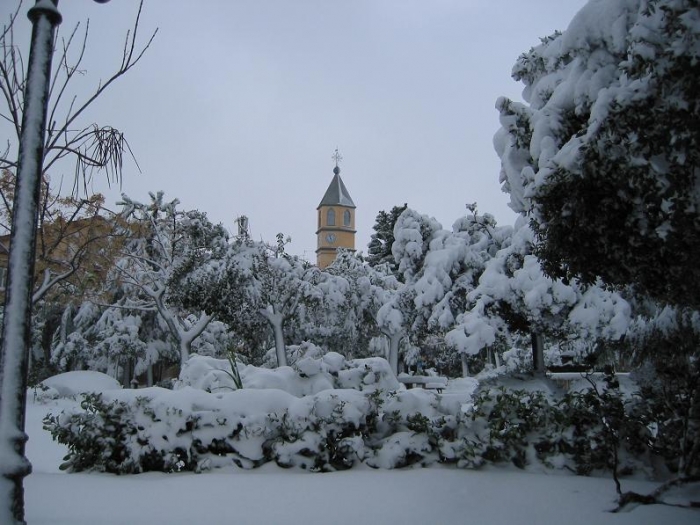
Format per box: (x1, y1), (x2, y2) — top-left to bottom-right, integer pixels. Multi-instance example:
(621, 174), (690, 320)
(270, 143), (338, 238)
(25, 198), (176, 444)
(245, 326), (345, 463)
(318, 167), (355, 208)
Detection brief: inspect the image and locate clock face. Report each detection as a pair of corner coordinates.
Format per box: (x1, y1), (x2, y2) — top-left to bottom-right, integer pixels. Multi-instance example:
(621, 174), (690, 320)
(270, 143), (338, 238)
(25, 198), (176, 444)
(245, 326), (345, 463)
(325, 233), (337, 244)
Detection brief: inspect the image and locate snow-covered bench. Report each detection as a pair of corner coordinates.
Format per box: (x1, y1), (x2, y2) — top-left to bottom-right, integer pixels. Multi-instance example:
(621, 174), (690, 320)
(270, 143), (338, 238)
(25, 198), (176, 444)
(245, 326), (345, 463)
(397, 374), (448, 392)
(547, 371), (630, 390)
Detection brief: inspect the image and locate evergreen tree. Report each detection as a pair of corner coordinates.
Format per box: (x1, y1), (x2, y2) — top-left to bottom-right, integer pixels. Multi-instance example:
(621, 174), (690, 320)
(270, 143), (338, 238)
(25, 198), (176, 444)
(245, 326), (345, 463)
(447, 221), (631, 377)
(495, 0), (700, 308)
(315, 250), (396, 358)
(367, 203), (407, 274)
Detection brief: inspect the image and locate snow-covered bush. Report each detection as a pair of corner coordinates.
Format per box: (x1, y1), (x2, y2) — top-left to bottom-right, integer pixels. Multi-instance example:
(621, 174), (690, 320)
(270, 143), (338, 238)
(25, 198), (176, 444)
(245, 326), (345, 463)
(175, 353), (401, 396)
(461, 387), (558, 469)
(39, 371), (122, 397)
(43, 388), (376, 473)
(44, 371), (657, 477)
(554, 377), (650, 479)
(626, 307), (700, 478)
(44, 392), (194, 474)
(367, 389), (461, 468)
(266, 389), (376, 471)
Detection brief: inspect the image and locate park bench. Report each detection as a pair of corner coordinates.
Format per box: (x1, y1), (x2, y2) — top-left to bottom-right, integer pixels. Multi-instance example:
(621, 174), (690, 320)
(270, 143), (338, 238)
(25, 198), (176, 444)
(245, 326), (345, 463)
(397, 374), (448, 393)
(547, 371), (630, 390)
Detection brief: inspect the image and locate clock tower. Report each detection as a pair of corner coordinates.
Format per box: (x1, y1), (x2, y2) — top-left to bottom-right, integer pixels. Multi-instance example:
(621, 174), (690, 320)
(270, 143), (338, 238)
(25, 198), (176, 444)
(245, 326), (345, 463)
(316, 150), (356, 269)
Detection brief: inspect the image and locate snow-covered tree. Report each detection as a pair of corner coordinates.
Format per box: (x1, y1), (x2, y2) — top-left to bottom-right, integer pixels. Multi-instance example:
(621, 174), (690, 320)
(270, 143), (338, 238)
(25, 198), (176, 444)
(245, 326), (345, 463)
(377, 206), (513, 376)
(495, 0), (700, 483)
(173, 237), (322, 368)
(49, 192), (234, 383)
(109, 192), (226, 368)
(252, 246), (322, 367)
(495, 0), (700, 308)
(308, 250), (394, 358)
(91, 307), (146, 382)
(51, 295), (235, 386)
(447, 221), (631, 375)
(409, 207), (512, 370)
(375, 208), (441, 374)
(391, 208), (443, 284)
(367, 203), (407, 275)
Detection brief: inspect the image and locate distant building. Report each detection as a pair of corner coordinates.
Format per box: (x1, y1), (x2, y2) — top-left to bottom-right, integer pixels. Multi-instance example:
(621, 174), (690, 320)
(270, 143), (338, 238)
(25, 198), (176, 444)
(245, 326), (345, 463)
(0, 214), (119, 299)
(316, 159), (356, 269)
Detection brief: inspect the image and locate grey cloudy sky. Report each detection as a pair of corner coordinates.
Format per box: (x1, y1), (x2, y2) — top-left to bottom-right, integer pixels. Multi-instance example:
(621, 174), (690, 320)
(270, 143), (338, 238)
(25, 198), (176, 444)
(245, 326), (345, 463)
(2, 0), (588, 260)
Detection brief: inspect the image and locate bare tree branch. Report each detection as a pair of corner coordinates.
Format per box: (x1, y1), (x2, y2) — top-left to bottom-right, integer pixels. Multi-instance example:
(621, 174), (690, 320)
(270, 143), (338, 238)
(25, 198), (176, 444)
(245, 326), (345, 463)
(0, 0), (157, 195)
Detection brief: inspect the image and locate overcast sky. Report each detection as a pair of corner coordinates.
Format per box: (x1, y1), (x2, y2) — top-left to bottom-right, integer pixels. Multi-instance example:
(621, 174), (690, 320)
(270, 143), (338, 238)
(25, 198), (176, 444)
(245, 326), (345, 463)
(2, 0), (588, 260)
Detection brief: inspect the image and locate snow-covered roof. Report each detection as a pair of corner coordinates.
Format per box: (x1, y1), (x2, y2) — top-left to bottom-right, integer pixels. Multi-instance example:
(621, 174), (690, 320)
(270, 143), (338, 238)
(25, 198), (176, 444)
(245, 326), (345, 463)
(318, 168), (355, 208)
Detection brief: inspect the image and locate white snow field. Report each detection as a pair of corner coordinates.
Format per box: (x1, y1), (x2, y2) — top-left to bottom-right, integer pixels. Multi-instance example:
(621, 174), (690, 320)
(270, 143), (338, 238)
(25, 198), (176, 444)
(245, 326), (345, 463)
(22, 371), (699, 525)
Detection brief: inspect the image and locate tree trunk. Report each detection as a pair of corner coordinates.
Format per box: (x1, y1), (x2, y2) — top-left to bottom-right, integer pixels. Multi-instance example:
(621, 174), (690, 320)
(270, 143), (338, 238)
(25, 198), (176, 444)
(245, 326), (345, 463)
(0, 4), (61, 524)
(387, 332), (402, 377)
(461, 354), (470, 377)
(272, 319), (287, 368)
(179, 339), (190, 368)
(531, 331), (545, 375)
(259, 307), (287, 368)
(177, 312), (214, 368)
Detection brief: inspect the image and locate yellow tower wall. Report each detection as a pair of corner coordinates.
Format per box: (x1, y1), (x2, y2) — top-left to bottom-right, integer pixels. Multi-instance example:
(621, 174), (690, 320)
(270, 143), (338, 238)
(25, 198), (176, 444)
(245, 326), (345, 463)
(316, 205), (356, 268)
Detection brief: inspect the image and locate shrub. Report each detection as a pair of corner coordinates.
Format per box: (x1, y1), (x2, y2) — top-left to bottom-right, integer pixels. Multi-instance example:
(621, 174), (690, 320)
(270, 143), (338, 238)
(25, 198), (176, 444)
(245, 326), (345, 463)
(43, 372), (662, 477)
(460, 387), (557, 469)
(43, 393), (194, 474)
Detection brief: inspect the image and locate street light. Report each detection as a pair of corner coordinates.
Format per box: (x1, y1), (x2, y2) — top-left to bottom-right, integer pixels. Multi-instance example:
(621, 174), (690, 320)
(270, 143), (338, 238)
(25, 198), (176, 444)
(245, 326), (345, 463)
(0, 2), (109, 523)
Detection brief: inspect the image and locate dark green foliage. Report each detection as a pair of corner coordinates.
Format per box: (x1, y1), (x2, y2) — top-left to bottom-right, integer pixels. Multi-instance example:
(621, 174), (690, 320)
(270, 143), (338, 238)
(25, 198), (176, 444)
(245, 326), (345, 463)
(43, 394), (127, 473)
(631, 310), (700, 478)
(267, 399), (369, 472)
(44, 379), (685, 477)
(557, 372), (650, 490)
(43, 393), (192, 474)
(465, 387), (557, 469)
(530, 1), (700, 308)
(367, 203), (407, 274)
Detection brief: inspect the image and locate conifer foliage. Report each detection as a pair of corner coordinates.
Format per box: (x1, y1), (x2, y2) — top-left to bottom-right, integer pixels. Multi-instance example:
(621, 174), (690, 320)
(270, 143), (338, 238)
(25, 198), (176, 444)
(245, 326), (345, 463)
(367, 203), (408, 275)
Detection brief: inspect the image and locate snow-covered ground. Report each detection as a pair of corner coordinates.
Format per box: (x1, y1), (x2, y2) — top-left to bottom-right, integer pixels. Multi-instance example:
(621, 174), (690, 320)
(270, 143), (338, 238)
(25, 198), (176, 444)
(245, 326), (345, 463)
(23, 378), (699, 525)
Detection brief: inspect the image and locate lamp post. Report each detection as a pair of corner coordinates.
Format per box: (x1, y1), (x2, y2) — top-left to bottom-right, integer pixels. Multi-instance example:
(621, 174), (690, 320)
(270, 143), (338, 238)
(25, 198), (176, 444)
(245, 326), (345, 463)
(0, 1), (107, 523)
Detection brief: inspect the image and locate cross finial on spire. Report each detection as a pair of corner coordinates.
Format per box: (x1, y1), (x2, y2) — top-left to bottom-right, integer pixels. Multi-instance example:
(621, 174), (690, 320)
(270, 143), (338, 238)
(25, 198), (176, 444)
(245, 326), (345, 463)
(332, 147), (343, 168)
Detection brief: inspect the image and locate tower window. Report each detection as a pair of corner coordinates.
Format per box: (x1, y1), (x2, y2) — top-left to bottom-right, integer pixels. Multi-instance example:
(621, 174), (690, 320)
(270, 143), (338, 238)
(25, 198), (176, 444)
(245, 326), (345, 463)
(344, 210), (351, 227)
(327, 208), (336, 226)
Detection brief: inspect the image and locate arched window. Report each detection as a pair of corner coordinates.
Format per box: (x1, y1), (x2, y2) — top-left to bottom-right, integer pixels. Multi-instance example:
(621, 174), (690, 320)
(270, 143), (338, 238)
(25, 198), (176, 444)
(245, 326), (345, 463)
(343, 210), (351, 227)
(327, 208), (336, 226)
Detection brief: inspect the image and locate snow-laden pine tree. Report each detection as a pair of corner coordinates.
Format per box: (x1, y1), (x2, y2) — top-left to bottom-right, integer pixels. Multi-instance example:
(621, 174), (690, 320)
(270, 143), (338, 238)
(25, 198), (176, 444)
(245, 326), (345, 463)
(377, 206), (513, 376)
(409, 207), (512, 372)
(376, 208), (442, 374)
(446, 220), (631, 374)
(495, 0), (700, 308)
(315, 250), (398, 359)
(367, 203), (408, 276)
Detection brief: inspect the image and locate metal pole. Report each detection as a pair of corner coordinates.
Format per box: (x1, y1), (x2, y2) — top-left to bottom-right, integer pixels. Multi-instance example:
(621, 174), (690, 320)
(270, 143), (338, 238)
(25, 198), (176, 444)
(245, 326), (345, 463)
(0, 2), (61, 523)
